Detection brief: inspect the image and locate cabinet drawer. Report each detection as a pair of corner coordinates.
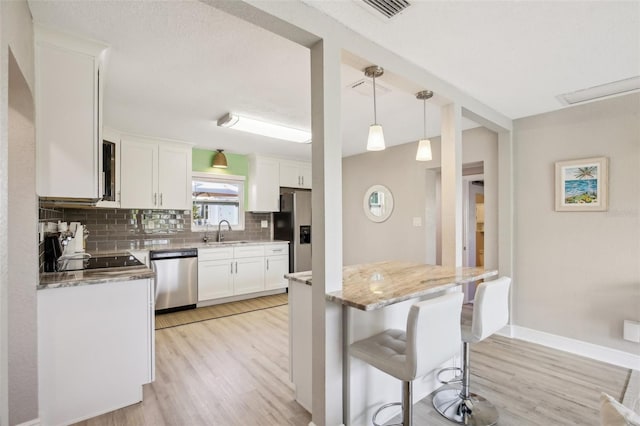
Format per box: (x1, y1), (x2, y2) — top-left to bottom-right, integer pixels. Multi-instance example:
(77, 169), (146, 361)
(265, 244), (289, 256)
(198, 247), (234, 261)
(234, 245), (265, 259)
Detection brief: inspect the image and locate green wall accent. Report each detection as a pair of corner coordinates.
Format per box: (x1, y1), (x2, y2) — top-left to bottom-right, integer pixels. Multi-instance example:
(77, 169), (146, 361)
(192, 148), (249, 206)
(192, 148), (248, 176)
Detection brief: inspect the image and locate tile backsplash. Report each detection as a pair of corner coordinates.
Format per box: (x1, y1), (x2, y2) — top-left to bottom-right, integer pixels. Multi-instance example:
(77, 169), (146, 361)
(39, 202), (272, 255)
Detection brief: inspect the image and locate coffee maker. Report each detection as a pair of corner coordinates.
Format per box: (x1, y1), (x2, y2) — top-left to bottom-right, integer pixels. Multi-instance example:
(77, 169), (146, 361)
(44, 235), (62, 272)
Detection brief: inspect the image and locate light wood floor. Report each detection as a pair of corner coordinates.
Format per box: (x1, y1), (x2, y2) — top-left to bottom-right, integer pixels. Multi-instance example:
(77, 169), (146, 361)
(74, 304), (630, 426)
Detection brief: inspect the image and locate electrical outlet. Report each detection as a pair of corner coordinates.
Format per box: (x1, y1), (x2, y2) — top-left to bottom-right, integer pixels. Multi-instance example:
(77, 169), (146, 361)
(412, 217), (422, 227)
(261, 220), (268, 228)
(623, 320), (640, 343)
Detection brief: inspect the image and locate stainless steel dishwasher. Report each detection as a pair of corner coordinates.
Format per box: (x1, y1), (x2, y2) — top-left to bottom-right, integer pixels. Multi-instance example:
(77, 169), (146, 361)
(150, 248), (198, 312)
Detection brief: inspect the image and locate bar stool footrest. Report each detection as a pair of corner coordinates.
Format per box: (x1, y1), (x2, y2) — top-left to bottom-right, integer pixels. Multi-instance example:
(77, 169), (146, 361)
(372, 402), (403, 426)
(436, 366), (463, 384)
(432, 387), (499, 426)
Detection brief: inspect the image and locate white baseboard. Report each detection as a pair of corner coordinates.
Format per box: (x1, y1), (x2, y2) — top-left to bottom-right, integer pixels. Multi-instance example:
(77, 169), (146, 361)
(16, 418), (40, 426)
(502, 325), (640, 370)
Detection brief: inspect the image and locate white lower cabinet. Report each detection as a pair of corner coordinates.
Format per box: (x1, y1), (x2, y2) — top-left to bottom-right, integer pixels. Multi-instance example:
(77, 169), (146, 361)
(198, 244), (288, 302)
(38, 278), (154, 426)
(265, 244), (289, 290)
(198, 258), (234, 300)
(234, 256), (265, 295)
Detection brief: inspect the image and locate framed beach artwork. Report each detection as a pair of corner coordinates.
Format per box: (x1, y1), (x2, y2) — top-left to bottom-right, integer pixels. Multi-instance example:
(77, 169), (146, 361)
(555, 157), (608, 211)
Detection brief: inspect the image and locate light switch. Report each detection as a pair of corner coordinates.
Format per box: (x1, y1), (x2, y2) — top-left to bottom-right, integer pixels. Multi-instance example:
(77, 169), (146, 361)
(261, 220), (268, 228)
(412, 217), (422, 227)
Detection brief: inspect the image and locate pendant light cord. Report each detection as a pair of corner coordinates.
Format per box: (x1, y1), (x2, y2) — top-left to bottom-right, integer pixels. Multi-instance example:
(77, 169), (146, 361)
(423, 98), (427, 138)
(372, 74), (378, 125)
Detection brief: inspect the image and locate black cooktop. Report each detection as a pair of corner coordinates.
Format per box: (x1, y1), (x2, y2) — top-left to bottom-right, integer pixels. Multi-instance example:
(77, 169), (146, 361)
(60, 255), (143, 271)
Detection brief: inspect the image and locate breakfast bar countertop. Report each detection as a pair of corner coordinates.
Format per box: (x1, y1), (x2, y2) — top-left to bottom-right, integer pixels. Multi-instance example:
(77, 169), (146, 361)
(286, 261), (498, 311)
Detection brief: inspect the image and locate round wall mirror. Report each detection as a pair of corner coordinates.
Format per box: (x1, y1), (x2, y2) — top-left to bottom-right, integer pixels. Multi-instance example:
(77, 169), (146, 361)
(363, 185), (394, 223)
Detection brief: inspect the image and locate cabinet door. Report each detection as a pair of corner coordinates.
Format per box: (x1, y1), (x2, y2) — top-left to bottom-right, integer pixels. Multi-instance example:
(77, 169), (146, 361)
(120, 138), (158, 209)
(279, 161), (300, 188)
(36, 44), (99, 198)
(234, 257), (265, 295)
(248, 157), (279, 212)
(265, 254), (289, 290)
(299, 163), (312, 189)
(158, 144), (192, 210)
(198, 259), (234, 301)
(38, 279), (151, 426)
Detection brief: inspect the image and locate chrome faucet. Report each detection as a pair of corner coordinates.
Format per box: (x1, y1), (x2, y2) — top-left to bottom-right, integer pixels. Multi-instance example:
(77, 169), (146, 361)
(217, 220), (232, 242)
(202, 224), (210, 243)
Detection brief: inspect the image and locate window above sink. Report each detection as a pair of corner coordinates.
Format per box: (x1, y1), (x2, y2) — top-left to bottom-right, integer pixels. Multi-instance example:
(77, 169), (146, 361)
(192, 172), (245, 231)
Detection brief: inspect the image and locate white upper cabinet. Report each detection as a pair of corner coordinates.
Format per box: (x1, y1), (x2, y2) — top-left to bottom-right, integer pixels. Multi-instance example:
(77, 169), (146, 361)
(247, 155), (280, 212)
(279, 160), (311, 189)
(35, 26), (108, 199)
(120, 135), (192, 210)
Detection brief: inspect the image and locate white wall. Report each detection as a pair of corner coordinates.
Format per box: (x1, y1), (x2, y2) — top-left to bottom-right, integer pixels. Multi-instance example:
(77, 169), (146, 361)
(0, 0), (37, 424)
(343, 127), (498, 268)
(513, 93), (640, 353)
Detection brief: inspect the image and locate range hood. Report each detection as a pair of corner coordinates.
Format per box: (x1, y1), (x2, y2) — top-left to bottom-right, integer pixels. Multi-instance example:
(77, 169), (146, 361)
(39, 197), (102, 208)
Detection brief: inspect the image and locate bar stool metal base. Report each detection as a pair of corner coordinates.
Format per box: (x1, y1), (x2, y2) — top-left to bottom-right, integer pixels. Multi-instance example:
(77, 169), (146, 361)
(372, 402), (402, 426)
(432, 387), (498, 426)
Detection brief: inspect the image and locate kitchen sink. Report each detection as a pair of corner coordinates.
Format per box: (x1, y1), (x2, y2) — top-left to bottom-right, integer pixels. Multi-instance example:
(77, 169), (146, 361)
(204, 240), (251, 246)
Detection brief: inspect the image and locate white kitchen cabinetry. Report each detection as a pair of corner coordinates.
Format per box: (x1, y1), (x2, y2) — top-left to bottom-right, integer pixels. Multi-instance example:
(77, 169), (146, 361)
(247, 155), (280, 212)
(279, 160), (312, 189)
(198, 247), (234, 300)
(198, 244), (288, 303)
(35, 26), (108, 199)
(120, 135), (192, 210)
(233, 245), (266, 295)
(265, 244), (289, 290)
(38, 279), (154, 426)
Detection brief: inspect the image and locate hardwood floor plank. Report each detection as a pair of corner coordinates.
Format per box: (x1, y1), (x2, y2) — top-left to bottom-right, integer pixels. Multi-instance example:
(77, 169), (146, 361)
(75, 304), (629, 426)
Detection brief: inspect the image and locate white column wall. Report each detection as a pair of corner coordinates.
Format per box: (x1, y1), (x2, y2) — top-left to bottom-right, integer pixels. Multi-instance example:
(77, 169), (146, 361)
(310, 38), (343, 426)
(440, 104), (463, 267)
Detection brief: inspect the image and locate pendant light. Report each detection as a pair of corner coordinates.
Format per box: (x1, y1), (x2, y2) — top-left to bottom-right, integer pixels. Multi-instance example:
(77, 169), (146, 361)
(415, 90), (434, 161)
(212, 149), (228, 168)
(364, 65), (385, 151)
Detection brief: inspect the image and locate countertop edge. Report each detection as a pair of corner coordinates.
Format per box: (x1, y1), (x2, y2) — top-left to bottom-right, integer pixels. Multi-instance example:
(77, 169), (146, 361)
(38, 267), (155, 290)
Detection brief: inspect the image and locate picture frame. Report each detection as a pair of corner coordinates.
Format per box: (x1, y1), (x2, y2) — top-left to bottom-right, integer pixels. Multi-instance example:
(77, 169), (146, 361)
(555, 157), (608, 212)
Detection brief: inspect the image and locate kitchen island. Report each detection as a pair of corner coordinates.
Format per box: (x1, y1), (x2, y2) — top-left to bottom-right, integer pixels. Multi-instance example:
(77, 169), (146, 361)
(286, 261), (498, 425)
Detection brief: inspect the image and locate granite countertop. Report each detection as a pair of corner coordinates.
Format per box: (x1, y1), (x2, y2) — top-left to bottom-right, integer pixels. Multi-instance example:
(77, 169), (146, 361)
(287, 261), (498, 311)
(38, 265), (155, 290)
(40, 240), (289, 290)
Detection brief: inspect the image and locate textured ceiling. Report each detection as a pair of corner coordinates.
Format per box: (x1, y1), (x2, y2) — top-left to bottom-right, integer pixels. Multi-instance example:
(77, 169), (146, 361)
(27, 0), (640, 160)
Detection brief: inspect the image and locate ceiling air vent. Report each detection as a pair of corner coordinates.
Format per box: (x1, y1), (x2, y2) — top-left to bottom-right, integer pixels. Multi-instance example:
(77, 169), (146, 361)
(362, 0), (411, 19)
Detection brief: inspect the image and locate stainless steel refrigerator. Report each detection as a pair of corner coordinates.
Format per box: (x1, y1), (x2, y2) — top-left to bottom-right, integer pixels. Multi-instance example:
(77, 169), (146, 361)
(273, 190), (311, 273)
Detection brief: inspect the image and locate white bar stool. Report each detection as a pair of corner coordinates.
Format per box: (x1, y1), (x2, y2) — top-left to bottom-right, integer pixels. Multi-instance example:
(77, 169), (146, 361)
(432, 276), (511, 426)
(350, 292), (464, 426)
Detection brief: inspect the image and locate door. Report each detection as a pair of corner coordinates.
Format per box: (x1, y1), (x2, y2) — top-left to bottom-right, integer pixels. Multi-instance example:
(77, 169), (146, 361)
(234, 257), (265, 295)
(279, 161), (300, 188)
(121, 137), (157, 208)
(299, 163), (312, 189)
(198, 259), (234, 301)
(158, 144), (191, 209)
(265, 255), (289, 290)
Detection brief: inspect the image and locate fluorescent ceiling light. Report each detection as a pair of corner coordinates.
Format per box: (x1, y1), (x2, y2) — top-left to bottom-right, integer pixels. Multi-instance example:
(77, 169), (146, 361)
(217, 113), (311, 143)
(557, 76), (640, 105)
